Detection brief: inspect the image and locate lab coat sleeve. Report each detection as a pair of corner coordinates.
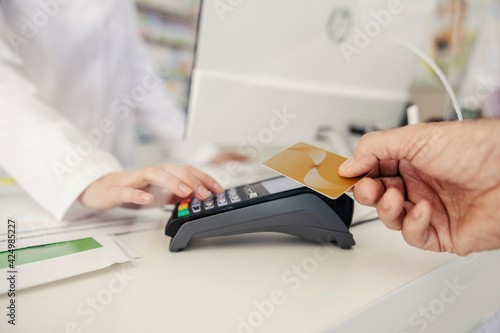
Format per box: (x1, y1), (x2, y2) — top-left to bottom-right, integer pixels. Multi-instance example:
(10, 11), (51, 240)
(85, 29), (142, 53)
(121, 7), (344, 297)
(127, 5), (219, 164)
(0, 18), (122, 220)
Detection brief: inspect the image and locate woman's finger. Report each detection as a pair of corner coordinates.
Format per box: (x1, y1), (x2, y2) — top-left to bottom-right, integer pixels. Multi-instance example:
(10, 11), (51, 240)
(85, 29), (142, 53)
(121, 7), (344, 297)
(118, 187), (154, 205)
(139, 166), (194, 198)
(185, 165), (225, 194)
(160, 163), (213, 200)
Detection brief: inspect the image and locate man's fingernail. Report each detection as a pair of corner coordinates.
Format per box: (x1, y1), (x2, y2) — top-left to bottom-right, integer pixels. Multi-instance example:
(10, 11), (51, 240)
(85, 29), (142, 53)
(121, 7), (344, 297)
(179, 184), (193, 195)
(198, 186), (210, 198)
(141, 193), (153, 201)
(340, 157), (354, 172)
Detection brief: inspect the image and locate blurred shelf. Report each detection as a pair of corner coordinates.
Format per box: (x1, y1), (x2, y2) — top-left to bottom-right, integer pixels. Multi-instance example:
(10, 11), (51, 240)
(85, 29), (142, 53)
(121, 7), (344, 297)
(135, 0), (198, 109)
(136, 0), (199, 22)
(160, 74), (190, 81)
(141, 33), (195, 51)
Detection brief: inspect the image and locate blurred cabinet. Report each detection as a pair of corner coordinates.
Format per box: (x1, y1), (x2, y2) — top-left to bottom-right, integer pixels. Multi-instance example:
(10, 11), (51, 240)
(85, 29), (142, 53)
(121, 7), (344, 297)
(135, 0), (200, 108)
(134, 0), (200, 164)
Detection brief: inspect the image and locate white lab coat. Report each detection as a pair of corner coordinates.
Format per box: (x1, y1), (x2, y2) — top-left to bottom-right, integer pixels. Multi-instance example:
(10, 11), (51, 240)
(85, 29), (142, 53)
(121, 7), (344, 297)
(0, 0), (217, 220)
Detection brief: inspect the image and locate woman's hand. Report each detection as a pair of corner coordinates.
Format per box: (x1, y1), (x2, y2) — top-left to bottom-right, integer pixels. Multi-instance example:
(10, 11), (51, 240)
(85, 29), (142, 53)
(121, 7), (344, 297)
(79, 163), (224, 210)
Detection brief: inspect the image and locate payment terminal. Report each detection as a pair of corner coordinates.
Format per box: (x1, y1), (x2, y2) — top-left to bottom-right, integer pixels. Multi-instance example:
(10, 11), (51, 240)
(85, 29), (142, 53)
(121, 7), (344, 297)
(165, 176), (355, 252)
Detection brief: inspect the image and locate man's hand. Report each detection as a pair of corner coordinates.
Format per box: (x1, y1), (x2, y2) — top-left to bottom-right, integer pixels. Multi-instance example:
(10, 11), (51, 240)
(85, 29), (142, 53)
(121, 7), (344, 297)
(79, 163), (224, 210)
(339, 119), (500, 256)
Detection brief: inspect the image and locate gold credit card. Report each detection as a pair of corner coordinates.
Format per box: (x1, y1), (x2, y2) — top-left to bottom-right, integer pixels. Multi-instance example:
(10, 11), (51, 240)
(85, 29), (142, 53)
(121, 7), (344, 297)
(262, 142), (366, 199)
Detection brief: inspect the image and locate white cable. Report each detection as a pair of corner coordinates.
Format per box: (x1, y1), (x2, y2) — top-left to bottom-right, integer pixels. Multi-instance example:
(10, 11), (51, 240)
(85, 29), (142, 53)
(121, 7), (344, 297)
(391, 38), (464, 121)
(407, 105), (420, 125)
(320, 129), (354, 157)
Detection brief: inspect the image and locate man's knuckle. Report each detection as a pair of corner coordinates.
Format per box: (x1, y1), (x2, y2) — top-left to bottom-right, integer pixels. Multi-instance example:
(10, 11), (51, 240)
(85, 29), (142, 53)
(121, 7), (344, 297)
(358, 135), (370, 150)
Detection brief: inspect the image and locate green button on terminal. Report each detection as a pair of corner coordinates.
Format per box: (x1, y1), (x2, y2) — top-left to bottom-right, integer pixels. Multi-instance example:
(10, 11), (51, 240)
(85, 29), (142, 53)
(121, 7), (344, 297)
(178, 209), (190, 217)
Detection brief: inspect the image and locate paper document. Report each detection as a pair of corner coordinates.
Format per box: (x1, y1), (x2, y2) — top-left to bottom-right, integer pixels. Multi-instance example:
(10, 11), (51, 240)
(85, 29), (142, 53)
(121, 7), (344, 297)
(0, 185), (169, 251)
(0, 235), (139, 293)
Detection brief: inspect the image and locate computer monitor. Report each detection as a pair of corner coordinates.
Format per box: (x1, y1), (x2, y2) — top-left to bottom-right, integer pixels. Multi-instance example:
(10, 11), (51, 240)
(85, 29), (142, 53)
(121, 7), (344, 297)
(186, 0), (437, 158)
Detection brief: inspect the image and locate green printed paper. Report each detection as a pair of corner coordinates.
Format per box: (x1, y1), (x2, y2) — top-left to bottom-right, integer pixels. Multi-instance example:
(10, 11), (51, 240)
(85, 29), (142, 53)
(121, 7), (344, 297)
(0, 238), (102, 269)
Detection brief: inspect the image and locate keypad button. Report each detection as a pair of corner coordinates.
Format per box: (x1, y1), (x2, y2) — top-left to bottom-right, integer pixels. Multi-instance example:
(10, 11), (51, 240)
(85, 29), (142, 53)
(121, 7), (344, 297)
(229, 194), (241, 203)
(178, 204), (189, 211)
(217, 197), (228, 206)
(191, 203), (201, 213)
(178, 209), (190, 217)
(245, 186), (259, 199)
(191, 198), (202, 213)
(204, 199), (215, 210)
